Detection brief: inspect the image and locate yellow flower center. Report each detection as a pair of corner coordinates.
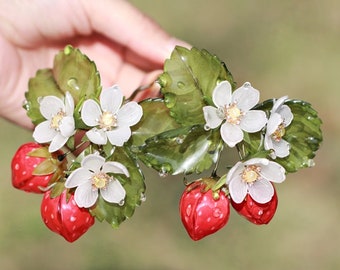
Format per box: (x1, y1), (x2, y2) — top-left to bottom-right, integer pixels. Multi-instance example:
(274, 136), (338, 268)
(99, 111), (117, 131)
(50, 110), (66, 130)
(272, 123), (286, 142)
(92, 172), (111, 189)
(223, 103), (243, 125)
(242, 165), (261, 183)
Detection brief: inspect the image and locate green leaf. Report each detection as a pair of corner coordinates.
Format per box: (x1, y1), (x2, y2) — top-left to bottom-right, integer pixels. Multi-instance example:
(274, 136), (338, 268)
(24, 46), (102, 126)
(242, 131), (264, 158)
(25, 69), (64, 125)
(250, 99), (323, 173)
(53, 45), (101, 104)
(278, 100), (323, 172)
(130, 99), (181, 147)
(90, 147), (145, 228)
(72, 95), (96, 130)
(159, 46), (235, 126)
(137, 125), (224, 175)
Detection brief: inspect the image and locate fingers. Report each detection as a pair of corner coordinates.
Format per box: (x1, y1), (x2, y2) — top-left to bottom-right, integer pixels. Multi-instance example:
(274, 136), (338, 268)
(81, 0), (190, 65)
(133, 69), (162, 101)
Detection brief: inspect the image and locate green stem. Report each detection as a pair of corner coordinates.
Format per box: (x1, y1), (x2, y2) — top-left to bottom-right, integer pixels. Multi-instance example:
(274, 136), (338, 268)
(211, 146), (223, 178)
(236, 142), (245, 161)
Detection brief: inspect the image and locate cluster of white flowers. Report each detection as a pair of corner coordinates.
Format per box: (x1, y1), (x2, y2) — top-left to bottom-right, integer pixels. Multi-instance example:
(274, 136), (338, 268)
(33, 79), (294, 207)
(203, 80), (293, 204)
(33, 85), (143, 208)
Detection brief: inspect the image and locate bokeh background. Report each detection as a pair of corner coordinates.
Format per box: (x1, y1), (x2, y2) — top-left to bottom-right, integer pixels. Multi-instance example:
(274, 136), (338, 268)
(1, 0), (339, 269)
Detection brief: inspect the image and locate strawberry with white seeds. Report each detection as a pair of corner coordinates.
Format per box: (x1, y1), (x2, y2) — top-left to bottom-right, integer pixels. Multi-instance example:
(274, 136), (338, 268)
(231, 184), (278, 225)
(11, 142), (65, 193)
(179, 179), (230, 241)
(41, 190), (95, 242)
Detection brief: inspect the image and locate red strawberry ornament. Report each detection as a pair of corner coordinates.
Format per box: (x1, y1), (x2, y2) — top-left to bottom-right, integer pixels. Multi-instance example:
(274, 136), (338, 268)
(41, 190), (95, 242)
(179, 179), (230, 241)
(11, 142), (64, 193)
(231, 186), (278, 225)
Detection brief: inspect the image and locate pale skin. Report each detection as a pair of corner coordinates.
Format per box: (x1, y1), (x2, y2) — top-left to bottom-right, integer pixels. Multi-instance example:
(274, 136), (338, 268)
(0, 0), (189, 129)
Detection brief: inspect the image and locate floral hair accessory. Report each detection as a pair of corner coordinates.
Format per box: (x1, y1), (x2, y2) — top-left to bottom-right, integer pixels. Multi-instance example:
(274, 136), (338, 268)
(11, 45), (322, 242)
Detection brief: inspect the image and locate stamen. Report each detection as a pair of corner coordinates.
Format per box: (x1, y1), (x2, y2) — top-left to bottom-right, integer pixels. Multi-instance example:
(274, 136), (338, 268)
(222, 103), (243, 125)
(242, 165), (261, 183)
(50, 110), (66, 131)
(92, 172), (112, 189)
(98, 111), (117, 131)
(272, 123), (286, 142)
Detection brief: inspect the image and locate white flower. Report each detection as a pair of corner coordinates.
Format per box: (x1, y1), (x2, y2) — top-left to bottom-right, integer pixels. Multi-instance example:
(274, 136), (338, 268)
(81, 85), (143, 146)
(203, 81), (267, 147)
(65, 153), (128, 208)
(264, 96), (293, 158)
(226, 158), (286, 204)
(33, 92), (75, 152)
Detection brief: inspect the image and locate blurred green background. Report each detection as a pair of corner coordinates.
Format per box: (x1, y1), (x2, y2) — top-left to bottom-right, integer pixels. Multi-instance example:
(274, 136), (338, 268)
(0, 0), (339, 269)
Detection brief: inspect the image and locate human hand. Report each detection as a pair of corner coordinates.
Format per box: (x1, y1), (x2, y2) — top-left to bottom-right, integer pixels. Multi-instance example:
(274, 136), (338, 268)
(0, 0), (189, 129)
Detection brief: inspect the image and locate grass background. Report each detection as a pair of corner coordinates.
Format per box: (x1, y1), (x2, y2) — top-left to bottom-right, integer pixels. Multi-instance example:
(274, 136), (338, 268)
(0, 0), (339, 269)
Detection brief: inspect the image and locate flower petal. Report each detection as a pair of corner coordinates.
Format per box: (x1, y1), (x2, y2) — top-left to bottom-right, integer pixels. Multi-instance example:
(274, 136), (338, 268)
(248, 179), (274, 203)
(81, 154), (105, 173)
(203, 106), (223, 129)
(65, 167), (93, 188)
(74, 182), (98, 208)
(59, 116), (75, 137)
(240, 110), (267, 132)
(244, 158), (269, 167)
(49, 133), (68, 152)
(278, 105), (293, 126)
(81, 100), (102, 127)
(100, 85), (123, 113)
(212, 81), (232, 107)
(117, 101), (143, 126)
(271, 96), (288, 113)
(64, 92), (75, 115)
(220, 122), (243, 147)
(106, 126), (131, 146)
(228, 177), (248, 203)
(226, 161), (243, 184)
(100, 179), (126, 204)
(267, 113), (282, 135)
(260, 161), (286, 183)
(232, 83), (259, 111)
(264, 135), (273, 152)
(102, 161), (129, 177)
(86, 129), (107, 145)
(33, 121), (57, 143)
(39, 96), (65, 119)
(272, 139), (290, 158)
